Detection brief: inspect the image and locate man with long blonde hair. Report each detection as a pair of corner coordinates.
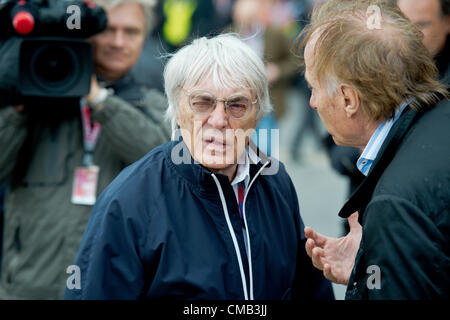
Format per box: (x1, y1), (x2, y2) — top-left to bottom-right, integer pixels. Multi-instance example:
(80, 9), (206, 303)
(301, 0), (449, 299)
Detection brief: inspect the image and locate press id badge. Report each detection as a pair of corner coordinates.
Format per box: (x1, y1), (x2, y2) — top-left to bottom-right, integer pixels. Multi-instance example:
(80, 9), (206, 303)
(71, 165), (100, 205)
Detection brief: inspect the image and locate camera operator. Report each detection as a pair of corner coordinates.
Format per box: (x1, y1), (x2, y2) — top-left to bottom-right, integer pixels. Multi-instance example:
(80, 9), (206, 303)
(0, 0), (170, 299)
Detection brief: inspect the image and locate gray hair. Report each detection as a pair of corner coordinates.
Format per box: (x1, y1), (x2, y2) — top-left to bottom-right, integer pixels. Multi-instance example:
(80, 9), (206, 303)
(164, 33), (273, 134)
(91, 0), (157, 35)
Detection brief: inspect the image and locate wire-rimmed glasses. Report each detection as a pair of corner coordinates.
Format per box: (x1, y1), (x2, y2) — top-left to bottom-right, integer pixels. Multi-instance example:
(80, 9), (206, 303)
(182, 88), (257, 120)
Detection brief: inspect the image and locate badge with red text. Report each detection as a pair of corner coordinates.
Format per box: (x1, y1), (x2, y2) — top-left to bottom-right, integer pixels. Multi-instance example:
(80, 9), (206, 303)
(71, 166), (100, 205)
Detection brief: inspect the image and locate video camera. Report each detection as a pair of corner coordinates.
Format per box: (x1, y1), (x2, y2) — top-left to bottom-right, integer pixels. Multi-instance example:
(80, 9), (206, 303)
(0, 0), (107, 108)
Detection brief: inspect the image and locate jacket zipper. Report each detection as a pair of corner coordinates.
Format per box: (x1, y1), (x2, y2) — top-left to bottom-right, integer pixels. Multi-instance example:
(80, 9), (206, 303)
(211, 160), (270, 300)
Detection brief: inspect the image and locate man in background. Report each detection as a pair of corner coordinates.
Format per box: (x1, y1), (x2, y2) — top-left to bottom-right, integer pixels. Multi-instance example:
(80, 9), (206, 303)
(397, 0), (450, 83)
(0, 0), (169, 299)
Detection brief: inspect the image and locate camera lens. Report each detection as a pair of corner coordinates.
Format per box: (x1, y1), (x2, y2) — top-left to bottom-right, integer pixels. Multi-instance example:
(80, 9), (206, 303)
(30, 44), (80, 92)
(19, 38), (93, 98)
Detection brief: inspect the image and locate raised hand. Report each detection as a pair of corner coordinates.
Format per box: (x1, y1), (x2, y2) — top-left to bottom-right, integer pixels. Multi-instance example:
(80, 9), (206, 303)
(304, 212), (362, 285)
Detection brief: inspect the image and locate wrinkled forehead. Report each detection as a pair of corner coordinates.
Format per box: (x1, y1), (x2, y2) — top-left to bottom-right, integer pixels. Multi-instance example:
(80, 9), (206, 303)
(184, 68), (255, 97)
(304, 44), (317, 86)
(304, 27), (323, 67)
(304, 28), (326, 82)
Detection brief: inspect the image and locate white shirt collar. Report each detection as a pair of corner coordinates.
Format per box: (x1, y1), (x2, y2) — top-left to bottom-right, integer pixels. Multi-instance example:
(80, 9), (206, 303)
(357, 98), (412, 176)
(231, 146), (261, 187)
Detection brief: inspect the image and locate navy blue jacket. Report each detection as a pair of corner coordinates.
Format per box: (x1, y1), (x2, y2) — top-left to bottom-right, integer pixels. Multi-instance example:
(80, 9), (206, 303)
(64, 140), (333, 300)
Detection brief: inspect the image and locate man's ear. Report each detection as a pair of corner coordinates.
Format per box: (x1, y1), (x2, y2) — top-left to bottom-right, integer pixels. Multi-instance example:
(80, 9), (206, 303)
(340, 84), (360, 118)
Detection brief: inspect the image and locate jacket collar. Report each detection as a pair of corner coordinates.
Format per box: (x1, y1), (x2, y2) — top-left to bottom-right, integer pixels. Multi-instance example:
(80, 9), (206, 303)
(163, 139), (270, 196)
(338, 104), (421, 221)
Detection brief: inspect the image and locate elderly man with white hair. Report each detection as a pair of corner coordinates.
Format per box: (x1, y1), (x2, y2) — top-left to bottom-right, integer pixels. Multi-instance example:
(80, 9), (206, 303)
(64, 34), (334, 300)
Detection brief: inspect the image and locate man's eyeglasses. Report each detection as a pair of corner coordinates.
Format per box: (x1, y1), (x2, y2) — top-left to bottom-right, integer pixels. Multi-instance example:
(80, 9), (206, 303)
(182, 89), (257, 120)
